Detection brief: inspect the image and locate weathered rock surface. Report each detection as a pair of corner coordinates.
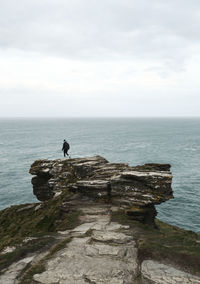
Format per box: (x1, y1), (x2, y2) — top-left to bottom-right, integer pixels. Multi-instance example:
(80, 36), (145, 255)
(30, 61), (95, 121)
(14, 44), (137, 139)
(141, 260), (200, 283)
(1, 201), (199, 284)
(33, 205), (139, 284)
(0, 156), (199, 284)
(30, 155), (173, 225)
(0, 256), (34, 284)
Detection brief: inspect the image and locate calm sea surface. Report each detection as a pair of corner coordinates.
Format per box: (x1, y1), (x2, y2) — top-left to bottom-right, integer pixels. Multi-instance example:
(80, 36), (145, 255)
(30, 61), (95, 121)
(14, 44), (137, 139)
(0, 118), (199, 233)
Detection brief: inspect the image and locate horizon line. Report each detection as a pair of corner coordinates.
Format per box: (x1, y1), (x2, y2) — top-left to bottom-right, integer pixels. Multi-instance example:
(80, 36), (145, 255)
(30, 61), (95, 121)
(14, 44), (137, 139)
(0, 116), (200, 119)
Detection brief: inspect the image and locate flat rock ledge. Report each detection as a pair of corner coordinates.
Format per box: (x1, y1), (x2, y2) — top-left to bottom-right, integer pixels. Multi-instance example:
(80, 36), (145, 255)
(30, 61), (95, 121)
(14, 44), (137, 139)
(1, 203), (200, 284)
(34, 208), (139, 284)
(30, 155), (173, 226)
(141, 260), (200, 284)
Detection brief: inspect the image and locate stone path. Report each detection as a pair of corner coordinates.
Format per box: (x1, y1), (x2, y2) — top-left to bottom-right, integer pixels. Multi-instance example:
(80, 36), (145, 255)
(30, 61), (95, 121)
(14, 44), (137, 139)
(1, 204), (200, 284)
(34, 204), (139, 284)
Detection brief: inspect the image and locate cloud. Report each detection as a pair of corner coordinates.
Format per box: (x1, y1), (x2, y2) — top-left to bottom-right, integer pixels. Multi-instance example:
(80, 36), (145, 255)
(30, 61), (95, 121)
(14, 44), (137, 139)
(0, 0), (200, 117)
(0, 0), (200, 63)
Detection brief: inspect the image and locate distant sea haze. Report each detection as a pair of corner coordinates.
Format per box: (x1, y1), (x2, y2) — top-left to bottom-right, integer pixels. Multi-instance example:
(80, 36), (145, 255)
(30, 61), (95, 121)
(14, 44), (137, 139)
(0, 118), (199, 233)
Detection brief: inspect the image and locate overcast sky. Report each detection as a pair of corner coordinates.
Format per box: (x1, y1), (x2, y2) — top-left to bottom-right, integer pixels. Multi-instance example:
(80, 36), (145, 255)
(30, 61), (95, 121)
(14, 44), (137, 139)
(0, 0), (200, 117)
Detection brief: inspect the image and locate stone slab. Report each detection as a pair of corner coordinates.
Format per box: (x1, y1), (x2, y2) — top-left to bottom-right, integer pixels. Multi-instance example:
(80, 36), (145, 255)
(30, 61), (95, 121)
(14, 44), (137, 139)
(141, 260), (200, 284)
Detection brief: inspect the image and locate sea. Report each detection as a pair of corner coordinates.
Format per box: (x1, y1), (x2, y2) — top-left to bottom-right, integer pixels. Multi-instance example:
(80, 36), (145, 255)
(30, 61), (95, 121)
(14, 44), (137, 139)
(0, 118), (199, 233)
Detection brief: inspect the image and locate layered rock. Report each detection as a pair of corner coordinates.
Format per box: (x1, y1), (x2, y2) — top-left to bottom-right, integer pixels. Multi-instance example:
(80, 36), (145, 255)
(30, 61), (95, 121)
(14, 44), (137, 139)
(0, 157), (199, 283)
(30, 155), (173, 226)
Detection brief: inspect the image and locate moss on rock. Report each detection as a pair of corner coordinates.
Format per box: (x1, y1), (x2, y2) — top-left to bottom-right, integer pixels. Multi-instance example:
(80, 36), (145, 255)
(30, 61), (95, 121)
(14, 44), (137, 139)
(111, 210), (200, 275)
(18, 237), (72, 284)
(0, 188), (80, 256)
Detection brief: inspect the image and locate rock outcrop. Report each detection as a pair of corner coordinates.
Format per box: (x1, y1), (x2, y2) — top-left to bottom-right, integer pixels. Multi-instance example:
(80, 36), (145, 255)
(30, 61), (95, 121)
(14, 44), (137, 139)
(0, 156), (200, 284)
(30, 155), (173, 226)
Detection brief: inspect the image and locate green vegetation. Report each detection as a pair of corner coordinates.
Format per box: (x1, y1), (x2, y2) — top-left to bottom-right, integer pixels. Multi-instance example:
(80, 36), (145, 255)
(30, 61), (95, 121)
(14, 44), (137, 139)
(111, 210), (200, 275)
(0, 189), (80, 251)
(0, 237), (55, 273)
(19, 262), (45, 284)
(18, 238), (72, 284)
(0, 189), (80, 272)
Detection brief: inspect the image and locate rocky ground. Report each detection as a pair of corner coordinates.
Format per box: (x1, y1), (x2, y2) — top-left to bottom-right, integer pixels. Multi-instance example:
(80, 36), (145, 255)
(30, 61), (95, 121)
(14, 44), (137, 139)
(1, 201), (200, 283)
(0, 156), (200, 283)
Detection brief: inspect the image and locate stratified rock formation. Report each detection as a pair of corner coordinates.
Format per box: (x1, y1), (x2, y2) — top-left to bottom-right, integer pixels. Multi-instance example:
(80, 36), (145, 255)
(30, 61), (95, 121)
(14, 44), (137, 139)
(0, 156), (200, 284)
(30, 155), (173, 226)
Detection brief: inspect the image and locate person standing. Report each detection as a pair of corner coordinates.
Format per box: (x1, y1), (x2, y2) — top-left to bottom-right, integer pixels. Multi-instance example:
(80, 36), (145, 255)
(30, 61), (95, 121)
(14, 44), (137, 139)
(62, 140), (70, 157)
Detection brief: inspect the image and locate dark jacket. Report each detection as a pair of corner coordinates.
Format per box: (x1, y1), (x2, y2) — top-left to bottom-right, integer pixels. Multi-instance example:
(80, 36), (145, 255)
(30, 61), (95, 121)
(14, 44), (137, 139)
(62, 141), (70, 151)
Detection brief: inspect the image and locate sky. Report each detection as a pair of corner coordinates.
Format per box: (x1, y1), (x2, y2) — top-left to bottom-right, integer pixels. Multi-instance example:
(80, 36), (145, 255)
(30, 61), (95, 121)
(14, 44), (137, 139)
(0, 0), (200, 117)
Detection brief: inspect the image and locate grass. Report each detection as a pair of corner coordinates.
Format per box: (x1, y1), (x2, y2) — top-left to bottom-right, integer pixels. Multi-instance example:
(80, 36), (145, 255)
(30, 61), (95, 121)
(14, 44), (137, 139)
(0, 189), (80, 250)
(18, 237), (72, 284)
(19, 262), (45, 284)
(111, 210), (200, 275)
(0, 188), (80, 272)
(1, 159), (199, 279)
(0, 237), (55, 273)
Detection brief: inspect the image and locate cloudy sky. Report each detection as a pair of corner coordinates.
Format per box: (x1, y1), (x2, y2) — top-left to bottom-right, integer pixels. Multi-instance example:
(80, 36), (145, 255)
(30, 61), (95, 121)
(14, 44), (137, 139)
(0, 0), (200, 117)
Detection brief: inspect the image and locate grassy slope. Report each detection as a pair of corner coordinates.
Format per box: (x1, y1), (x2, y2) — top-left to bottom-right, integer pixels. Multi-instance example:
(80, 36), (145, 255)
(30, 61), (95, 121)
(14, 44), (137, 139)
(111, 210), (200, 275)
(0, 189), (80, 272)
(0, 193), (199, 276)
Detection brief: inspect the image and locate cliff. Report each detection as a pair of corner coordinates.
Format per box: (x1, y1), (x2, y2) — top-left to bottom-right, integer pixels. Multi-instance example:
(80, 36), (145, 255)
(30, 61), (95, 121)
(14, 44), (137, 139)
(29, 155), (173, 226)
(0, 156), (199, 284)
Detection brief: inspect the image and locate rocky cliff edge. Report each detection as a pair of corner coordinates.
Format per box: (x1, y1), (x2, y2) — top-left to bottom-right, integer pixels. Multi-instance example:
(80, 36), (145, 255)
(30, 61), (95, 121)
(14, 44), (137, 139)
(29, 155), (173, 226)
(0, 156), (199, 284)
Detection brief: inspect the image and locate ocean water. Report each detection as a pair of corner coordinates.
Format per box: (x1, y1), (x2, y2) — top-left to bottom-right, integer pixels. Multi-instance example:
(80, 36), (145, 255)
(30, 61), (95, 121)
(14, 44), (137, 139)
(0, 118), (199, 233)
